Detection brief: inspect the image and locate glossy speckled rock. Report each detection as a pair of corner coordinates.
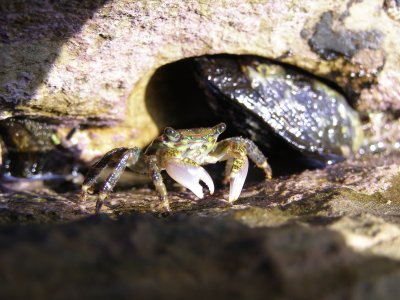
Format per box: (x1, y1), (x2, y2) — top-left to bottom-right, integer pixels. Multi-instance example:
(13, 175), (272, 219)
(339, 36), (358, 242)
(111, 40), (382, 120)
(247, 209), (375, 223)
(195, 56), (364, 167)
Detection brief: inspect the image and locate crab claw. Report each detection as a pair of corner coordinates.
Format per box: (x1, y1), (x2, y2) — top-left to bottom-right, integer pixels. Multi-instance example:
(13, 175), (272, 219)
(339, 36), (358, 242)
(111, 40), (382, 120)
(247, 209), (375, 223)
(229, 157), (249, 202)
(165, 160), (214, 199)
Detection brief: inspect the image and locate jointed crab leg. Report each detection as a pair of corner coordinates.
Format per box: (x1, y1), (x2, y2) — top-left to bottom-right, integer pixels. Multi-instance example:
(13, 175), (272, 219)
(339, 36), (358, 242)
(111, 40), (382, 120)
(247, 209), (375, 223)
(96, 148), (142, 212)
(80, 147), (128, 201)
(241, 138), (272, 179)
(147, 155), (170, 211)
(80, 147), (142, 211)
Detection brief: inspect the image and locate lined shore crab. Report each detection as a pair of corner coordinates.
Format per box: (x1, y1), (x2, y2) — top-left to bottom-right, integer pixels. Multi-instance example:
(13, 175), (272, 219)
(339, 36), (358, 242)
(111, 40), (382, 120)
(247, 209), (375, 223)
(80, 123), (272, 212)
(1, 56), (377, 213)
(8, 55), (366, 212)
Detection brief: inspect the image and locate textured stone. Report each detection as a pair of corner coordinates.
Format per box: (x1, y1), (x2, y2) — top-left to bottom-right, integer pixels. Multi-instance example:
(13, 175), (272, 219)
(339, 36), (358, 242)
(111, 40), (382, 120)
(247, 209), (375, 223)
(0, 211), (400, 300)
(1, 1), (400, 299)
(0, 0), (400, 158)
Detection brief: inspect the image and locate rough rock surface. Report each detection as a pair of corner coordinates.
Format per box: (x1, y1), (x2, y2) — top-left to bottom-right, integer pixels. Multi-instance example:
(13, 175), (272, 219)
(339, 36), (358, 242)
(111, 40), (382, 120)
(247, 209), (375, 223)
(1, 0), (400, 159)
(1, 152), (400, 299)
(1, 0), (400, 299)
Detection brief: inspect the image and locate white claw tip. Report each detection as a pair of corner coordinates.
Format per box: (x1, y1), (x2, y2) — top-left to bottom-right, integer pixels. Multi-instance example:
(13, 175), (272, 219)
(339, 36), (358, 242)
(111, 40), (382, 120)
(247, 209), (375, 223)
(165, 160), (215, 199)
(229, 158), (249, 202)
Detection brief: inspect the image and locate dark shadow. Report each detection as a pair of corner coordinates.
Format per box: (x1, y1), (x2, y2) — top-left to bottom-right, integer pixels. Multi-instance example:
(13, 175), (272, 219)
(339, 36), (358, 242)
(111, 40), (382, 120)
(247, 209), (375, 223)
(144, 57), (270, 184)
(0, 213), (399, 299)
(144, 56), (329, 178)
(0, 0), (110, 112)
(145, 57), (220, 131)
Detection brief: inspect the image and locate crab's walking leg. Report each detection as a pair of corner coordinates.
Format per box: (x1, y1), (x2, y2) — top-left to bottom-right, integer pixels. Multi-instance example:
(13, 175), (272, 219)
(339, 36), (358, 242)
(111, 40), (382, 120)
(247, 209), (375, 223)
(147, 156), (170, 211)
(208, 137), (271, 202)
(80, 147), (129, 201)
(241, 138), (272, 179)
(80, 147), (142, 212)
(95, 148), (142, 212)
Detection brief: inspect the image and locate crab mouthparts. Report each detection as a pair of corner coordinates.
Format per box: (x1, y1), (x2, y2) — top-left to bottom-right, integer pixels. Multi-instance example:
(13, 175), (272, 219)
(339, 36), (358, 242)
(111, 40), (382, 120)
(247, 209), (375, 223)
(165, 160), (214, 198)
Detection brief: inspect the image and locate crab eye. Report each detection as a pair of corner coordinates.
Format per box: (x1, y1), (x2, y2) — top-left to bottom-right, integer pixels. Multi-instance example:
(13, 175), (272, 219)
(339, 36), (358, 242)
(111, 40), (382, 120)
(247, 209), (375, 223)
(164, 127), (180, 142)
(213, 123), (226, 134)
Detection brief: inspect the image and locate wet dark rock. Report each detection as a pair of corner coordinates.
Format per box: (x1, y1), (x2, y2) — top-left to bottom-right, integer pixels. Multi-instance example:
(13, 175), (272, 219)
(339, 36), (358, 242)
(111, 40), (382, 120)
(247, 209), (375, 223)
(195, 56), (363, 170)
(0, 117), (84, 179)
(307, 11), (384, 61)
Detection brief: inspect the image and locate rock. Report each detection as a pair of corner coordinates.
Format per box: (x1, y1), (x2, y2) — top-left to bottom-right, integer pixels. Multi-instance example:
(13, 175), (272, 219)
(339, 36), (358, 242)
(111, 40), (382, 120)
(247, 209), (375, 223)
(0, 212), (400, 299)
(1, 153), (400, 298)
(1, 1), (400, 299)
(1, 0), (400, 158)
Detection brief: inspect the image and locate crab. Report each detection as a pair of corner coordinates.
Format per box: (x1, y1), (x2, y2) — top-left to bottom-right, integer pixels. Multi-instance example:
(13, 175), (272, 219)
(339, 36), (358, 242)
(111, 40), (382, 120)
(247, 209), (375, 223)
(80, 123), (272, 212)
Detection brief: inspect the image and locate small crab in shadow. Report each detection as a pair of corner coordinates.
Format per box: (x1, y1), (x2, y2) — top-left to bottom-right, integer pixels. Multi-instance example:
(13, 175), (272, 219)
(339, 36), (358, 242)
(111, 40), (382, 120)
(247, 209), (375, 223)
(80, 123), (272, 212)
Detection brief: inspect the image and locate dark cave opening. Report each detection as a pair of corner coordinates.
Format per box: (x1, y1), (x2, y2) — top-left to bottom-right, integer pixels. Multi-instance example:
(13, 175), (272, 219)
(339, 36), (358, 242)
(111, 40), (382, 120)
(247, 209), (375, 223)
(144, 54), (352, 179)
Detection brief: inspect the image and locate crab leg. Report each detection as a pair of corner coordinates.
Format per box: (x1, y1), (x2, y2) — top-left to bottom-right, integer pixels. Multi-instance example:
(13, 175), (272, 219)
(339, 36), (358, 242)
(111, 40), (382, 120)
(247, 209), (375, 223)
(95, 148), (142, 212)
(80, 147), (142, 212)
(80, 147), (129, 201)
(147, 155), (170, 211)
(241, 138), (272, 179)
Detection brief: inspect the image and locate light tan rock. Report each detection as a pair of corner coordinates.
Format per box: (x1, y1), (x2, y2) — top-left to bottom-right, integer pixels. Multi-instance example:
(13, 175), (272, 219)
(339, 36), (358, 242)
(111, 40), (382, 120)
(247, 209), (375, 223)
(1, 0), (400, 161)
